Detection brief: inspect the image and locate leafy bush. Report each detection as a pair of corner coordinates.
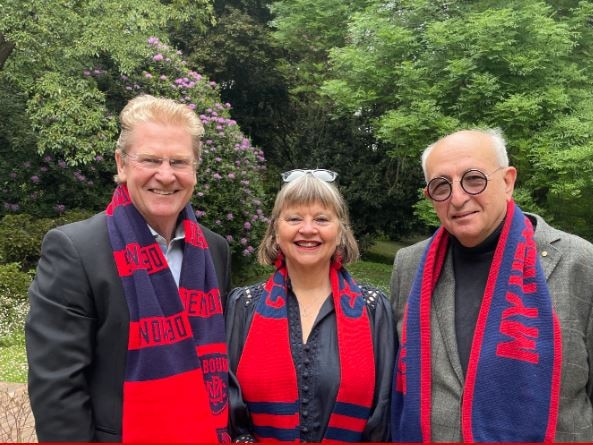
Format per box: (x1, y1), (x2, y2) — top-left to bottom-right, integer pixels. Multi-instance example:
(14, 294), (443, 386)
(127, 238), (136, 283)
(0, 37), (269, 263)
(0, 263), (31, 346)
(0, 210), (95, 270)
(111, 37), (270, 261)
(0, 152), (115, 218)
(0, 215), (54, 270)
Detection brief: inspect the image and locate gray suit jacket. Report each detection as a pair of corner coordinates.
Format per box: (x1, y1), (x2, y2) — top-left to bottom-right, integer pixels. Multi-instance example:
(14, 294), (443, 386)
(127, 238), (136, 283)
(26, 211), (231, 442)
(391, 213), (593, 442)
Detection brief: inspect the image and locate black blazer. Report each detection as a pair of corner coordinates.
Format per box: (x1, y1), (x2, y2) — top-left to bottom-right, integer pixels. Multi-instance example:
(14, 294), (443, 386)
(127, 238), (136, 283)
(26, 211), (231, 442)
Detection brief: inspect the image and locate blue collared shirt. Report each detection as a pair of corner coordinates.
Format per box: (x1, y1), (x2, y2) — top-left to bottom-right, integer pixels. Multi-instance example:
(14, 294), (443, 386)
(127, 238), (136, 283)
(148, 224), (185, 287)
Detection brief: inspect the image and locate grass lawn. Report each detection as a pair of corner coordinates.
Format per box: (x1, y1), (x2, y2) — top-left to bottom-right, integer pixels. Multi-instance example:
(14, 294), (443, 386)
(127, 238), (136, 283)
(0, 334), (27, 383)
(348, 260), (392, 294)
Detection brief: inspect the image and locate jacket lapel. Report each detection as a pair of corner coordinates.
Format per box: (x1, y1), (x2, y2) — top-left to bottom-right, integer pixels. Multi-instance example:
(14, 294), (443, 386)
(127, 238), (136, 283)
(432, 249), (465, 383)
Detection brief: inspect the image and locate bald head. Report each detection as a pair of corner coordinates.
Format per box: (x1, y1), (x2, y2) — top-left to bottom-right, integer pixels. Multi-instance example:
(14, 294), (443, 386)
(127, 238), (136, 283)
(421, 129), (509, 182)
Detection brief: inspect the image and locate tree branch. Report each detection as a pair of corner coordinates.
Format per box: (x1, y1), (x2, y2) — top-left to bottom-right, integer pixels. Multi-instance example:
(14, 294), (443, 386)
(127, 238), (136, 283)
(0, 33), (16, 70)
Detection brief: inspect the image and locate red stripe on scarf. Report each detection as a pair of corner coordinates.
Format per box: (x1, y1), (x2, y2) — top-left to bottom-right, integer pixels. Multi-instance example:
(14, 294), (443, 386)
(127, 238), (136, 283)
(113, 243), (168, 276)
(419, 230), (448, 442)
(122, 369), (218, 443)
(128, 313), (192, 349)
(197, 342), (228, 356)
(329, 263), (375, 428)
(251, 412), (300, 429)
(237, 313), (299, 406)
(180, 288), (223, 317)
(462, 203), (515, 441)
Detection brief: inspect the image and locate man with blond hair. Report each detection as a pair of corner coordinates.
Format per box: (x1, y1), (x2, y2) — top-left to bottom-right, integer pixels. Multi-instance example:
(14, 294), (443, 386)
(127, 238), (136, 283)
(26, 95), (231, 442)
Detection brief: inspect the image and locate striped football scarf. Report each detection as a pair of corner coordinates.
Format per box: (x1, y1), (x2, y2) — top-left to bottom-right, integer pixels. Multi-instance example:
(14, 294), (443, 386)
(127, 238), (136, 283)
(392, 200), (562, 442)
(236, 257), (375, 442)
(106, 184), (229, 443)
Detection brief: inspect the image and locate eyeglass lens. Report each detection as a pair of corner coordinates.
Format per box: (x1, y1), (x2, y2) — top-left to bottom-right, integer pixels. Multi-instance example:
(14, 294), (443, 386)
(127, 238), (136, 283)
(124, 152), (196, 171)
(427, 169), (489, 201)
(281, 169), (338, 182)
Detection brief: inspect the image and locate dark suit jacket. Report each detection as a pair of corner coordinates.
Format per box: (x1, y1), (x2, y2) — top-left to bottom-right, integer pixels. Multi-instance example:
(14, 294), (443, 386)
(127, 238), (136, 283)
(391, 213), (593, 442)
(26, 211), (231, 442)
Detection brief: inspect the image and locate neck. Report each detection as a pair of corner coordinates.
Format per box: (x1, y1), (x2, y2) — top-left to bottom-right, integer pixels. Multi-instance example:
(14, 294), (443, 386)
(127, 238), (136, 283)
(148, 222), (176, 245)
(286, 261), (332, 301)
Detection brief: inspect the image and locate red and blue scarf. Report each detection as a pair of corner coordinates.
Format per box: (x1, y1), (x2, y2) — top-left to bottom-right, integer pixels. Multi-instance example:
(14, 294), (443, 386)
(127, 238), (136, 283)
(236, 258), (375, 442)
(392, 200), (562, 442)
(106, 185), (229, 443)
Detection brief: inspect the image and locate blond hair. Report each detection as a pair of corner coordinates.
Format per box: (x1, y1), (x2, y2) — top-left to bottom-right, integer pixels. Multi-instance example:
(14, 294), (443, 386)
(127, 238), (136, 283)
(114, 95), (204, 182)
(257, 174), (359, 265)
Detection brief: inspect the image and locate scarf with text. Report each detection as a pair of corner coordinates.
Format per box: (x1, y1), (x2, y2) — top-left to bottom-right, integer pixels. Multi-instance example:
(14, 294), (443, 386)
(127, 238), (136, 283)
(236, 258), (375, 442)
(392, 200), (562, 442)
(106, 184), (229, 443)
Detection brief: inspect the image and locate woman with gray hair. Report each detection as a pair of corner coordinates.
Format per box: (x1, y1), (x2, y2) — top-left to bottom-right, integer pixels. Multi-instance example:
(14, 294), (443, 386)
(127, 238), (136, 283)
(226, 169), (394, 442)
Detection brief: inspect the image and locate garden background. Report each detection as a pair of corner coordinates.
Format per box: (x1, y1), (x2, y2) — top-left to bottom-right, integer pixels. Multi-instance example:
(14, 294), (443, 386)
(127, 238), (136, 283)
(2, 0), (593, 441)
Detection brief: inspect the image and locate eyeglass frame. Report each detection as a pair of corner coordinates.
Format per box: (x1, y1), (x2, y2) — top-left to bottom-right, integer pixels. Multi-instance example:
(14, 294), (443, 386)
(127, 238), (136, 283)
(281, 169), (338, 183)
(120, 151), (198, 171)
(425, 166), (506, 202)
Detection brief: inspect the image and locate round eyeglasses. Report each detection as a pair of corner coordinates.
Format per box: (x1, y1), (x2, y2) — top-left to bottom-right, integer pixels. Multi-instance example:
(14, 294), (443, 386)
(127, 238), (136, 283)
(426, 167), (505, 202)
(281, 169), (338, 183)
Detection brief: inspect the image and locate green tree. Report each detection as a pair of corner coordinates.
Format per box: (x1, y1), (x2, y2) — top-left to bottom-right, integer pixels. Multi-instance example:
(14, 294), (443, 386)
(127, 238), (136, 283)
(1, 0), (213, 164)
(0, 2), (269, 258)
(323, 0), (593, 239)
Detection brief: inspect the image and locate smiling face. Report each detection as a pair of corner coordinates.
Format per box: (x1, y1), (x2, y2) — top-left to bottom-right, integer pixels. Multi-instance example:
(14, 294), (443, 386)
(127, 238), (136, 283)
(425, 130), (517, 247)
(115, 121), (197, 239)
(275, 201), (341, 273)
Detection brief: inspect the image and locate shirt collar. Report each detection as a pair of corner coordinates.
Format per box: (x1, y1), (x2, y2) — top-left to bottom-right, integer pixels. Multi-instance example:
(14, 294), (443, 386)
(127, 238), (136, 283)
(148, 223), (186, 245)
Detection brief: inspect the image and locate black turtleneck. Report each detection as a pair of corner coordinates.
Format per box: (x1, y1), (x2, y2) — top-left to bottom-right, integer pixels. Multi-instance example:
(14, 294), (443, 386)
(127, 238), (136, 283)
(451, 222), (503, 377)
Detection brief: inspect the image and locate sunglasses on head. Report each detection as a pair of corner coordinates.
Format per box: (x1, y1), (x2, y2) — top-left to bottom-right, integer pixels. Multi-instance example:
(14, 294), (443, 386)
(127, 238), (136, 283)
(281, 169), (338, 183)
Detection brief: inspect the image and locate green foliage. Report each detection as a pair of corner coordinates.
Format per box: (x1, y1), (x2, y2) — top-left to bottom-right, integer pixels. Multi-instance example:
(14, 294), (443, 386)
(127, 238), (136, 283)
(323, 0), (593, 239)
(96, 37), (269, 258)
(29, 74), (119, 164)
(0, 215), (55, 270)
(347, 261), (393, 294)
(1, 0), (213, 164)
(1, 2), (270, 259)
(0, 211), (95, 270)
(0, 264), (31, 346)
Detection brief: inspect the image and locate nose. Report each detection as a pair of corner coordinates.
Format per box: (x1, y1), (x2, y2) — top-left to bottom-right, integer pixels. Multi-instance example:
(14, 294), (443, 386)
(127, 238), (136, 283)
(449, 180), (469, 207)
(153, 161), (177, 181)
(298, 219), (318, 234)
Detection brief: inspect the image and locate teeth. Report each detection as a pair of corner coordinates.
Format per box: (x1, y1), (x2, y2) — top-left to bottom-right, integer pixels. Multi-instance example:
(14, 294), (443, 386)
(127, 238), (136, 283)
(297, 241), (319, 247)
(152, 190), (174, 195)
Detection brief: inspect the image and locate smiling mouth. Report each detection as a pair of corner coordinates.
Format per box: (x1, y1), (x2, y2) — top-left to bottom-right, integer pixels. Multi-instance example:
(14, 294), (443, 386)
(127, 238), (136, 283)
(295, 241), (321, 247)
(452, 210), (478, 219)
(151, 189), (176, 196)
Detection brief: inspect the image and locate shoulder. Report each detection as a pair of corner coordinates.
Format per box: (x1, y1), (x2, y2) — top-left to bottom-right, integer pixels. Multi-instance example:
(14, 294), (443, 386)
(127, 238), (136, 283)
(46, 212), (108, 247)
(396, 238), (431, 259)
(199, 224), (229, 251)
(358, 284), (390, 312)
(393, 237), (431, 272)
(228, 282), (266, 309)
(530, 213), (593, 259)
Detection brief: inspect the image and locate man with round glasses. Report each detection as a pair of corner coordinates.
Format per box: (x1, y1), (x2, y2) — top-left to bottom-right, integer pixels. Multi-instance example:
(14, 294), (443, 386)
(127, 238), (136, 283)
(26, 95), (231, 442)
(391, 128), (593, 442)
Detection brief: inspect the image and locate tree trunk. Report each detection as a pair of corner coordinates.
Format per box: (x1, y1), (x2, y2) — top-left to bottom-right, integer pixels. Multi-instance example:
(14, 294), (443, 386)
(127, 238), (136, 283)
(0, 33), (16, 70)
